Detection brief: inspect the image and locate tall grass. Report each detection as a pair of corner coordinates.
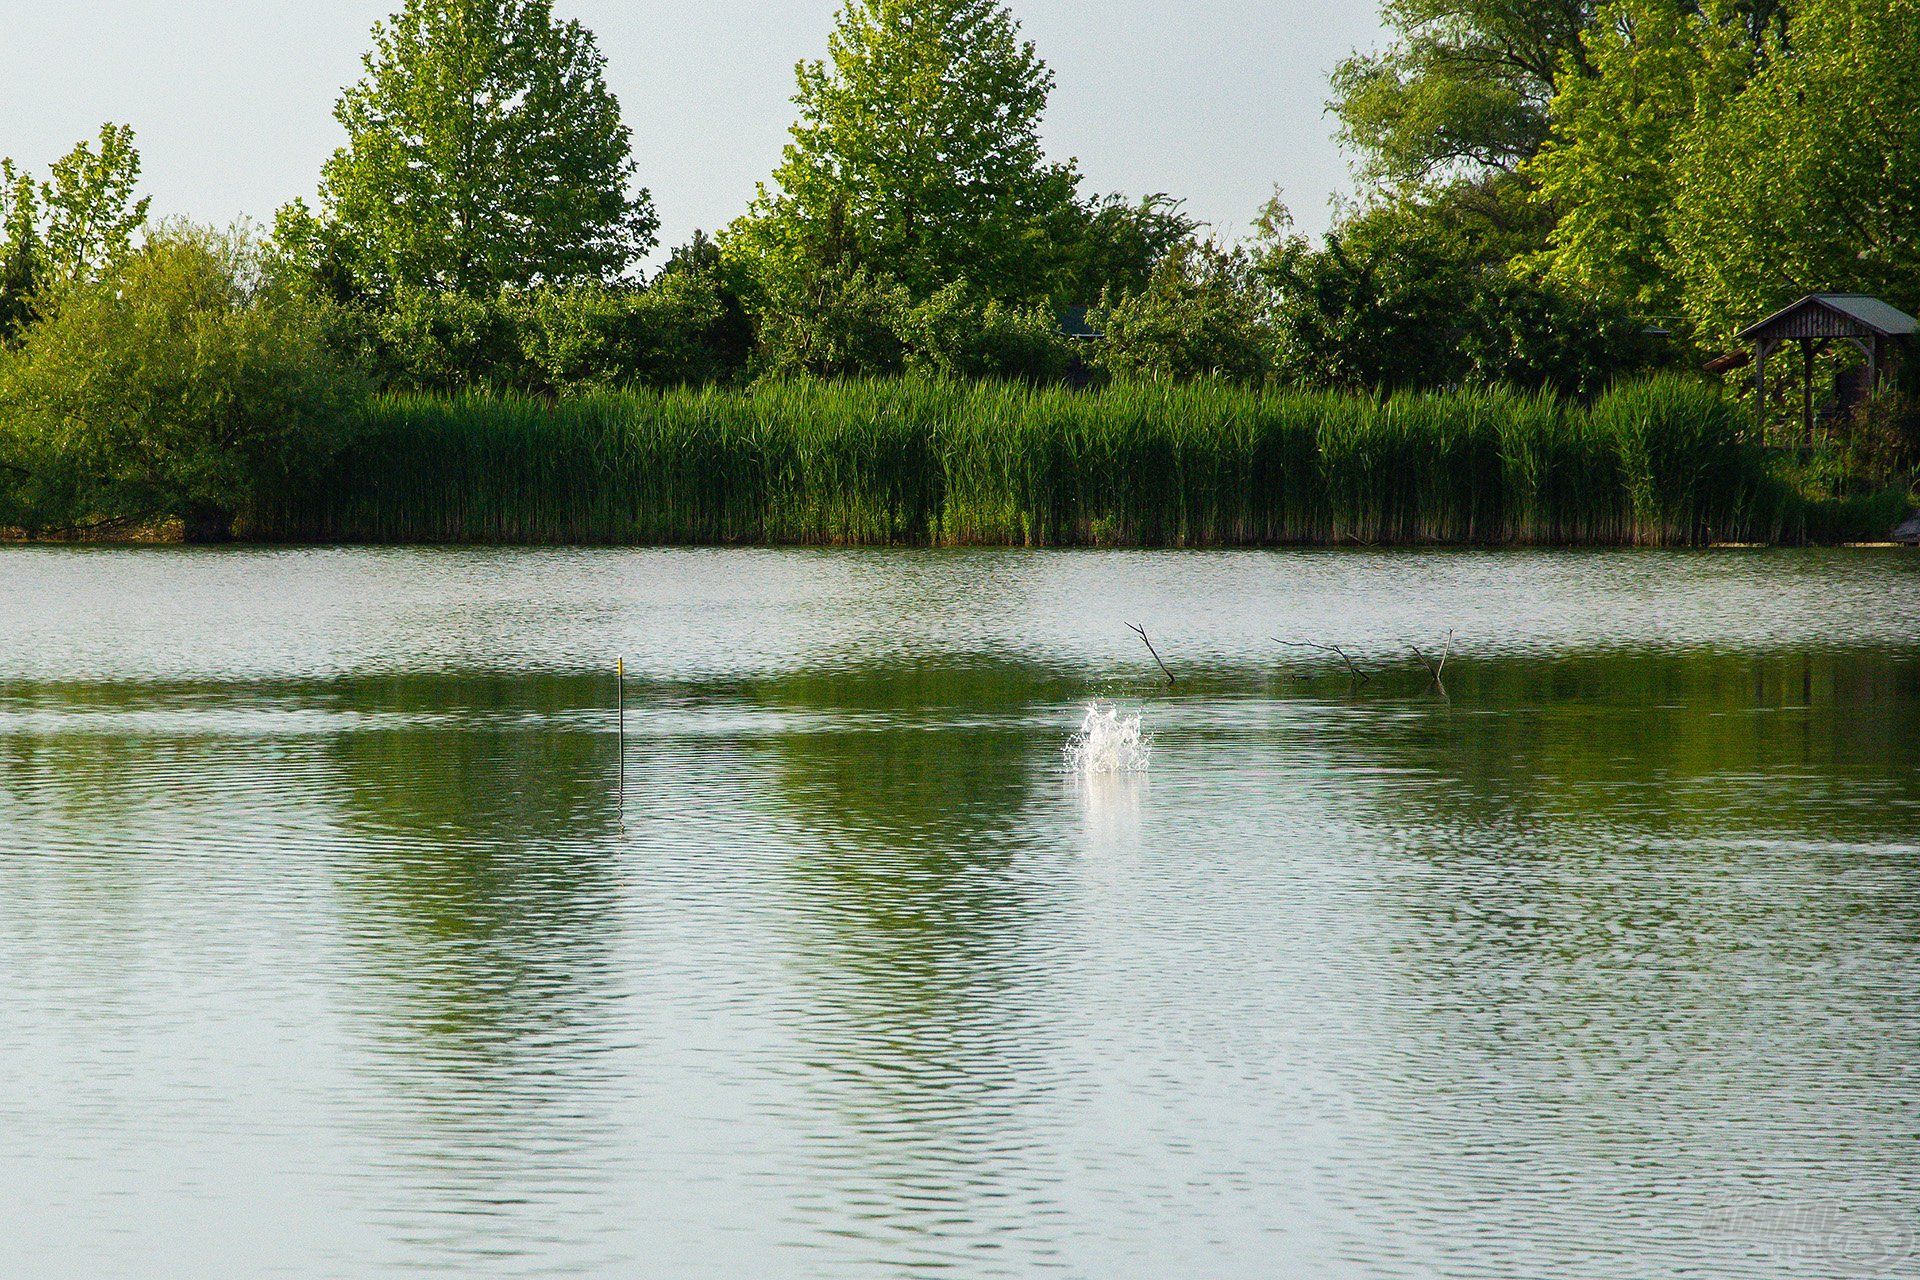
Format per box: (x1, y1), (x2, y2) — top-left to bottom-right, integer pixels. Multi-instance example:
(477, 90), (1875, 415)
(254, 375), (1797, 547)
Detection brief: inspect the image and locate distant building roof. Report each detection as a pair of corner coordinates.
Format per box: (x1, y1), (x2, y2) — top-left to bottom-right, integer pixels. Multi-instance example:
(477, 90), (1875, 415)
(1736, 294), (1920, 342)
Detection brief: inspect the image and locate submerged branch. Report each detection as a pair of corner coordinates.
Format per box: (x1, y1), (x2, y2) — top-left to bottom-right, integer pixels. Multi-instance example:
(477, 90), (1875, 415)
(1127, 622), (1177, 687)
(1275, 638), (1374, 684)
(1410, 629), (1454, 693)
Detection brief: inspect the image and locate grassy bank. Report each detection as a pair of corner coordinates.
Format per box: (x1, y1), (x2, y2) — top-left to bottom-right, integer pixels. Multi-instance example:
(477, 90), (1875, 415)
(251, 377), (1906, 547)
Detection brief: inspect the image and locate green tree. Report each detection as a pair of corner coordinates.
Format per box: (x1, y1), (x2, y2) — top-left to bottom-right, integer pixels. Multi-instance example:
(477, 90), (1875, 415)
(38, 125), (151, 289)
(727, 0), (1080, 303)
(754, 264), (914, 379)
(1527, 1), (1754, 325)
(1670, 0), (1920, 342)
(0, 164), (39, 343)
(0, 224), (366, 540)
(1053, 194), (1199, 304)
(0, 125), (151, 337)
(1095, 241), (1273, 385)
(1331, 0), (1597, 192)
(299, 0), (657, 298)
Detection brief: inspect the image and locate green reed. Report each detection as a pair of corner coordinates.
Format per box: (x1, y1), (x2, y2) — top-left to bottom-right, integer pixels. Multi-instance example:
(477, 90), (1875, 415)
(253, 375), (1810, 547)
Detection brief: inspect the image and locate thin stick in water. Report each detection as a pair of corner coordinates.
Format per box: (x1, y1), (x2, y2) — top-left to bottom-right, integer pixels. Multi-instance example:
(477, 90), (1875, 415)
(1410, 629), (1454, 693)
(1127, 622), (1177, 687)
(1274, 638), (1373, 684)
(617, 656), (626, 824)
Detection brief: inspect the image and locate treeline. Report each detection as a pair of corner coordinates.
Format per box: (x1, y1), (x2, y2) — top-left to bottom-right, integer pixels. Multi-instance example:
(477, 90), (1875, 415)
(0, 0), (1915, 542)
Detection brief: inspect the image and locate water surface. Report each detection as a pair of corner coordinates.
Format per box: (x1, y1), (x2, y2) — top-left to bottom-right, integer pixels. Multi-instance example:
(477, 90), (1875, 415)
(2, 548), (1917, 1279)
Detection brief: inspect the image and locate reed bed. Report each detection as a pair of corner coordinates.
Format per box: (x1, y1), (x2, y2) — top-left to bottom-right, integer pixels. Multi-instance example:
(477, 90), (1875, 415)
(254, 376), (1802, 546)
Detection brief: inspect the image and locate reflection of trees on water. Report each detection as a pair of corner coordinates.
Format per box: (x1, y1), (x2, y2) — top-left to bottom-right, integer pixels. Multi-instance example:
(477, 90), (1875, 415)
(748, 665), (1070, 1260)
(1303, 650), (1920, 1275)
(313, 671), (629, 1261)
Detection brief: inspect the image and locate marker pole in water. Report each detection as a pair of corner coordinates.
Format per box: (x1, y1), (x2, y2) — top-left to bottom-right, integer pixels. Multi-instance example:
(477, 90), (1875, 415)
(617, 657), (626, 825)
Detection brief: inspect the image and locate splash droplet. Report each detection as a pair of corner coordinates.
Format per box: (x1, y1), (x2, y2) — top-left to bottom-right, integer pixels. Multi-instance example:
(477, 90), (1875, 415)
(1065, 702), (1153, 775)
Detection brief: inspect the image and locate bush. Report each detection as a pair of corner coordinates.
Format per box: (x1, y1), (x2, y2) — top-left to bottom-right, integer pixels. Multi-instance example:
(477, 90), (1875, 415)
(0, 223), (366, 540)
(1262, 218), (1657, 396)
(1095, 242), (1272, 384)
(900, 285), (1075, 383)
(372, 286), (524, 393)
(514, 273), (749, 393)
(753, 265), (913, 380)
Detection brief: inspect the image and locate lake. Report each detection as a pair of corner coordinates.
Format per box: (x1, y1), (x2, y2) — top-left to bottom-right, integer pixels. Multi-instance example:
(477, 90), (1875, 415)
(2, 547), (1917, 1279)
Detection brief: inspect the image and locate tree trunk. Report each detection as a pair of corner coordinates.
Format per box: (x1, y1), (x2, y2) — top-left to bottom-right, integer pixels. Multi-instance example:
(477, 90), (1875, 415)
(181, 504), (236, 544)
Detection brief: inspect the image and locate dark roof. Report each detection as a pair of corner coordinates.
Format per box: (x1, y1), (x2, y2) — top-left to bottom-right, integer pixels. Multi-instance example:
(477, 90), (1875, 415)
(1056, 305), (1102, 340)
(1737, 293), (1920, 342)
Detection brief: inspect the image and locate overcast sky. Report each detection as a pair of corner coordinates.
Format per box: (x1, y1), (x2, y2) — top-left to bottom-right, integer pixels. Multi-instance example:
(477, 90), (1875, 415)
(1, 1), (1386, 258)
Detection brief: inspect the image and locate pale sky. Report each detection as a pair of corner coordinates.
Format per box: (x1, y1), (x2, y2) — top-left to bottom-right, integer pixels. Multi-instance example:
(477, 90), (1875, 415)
(0, 1), (1386, 259)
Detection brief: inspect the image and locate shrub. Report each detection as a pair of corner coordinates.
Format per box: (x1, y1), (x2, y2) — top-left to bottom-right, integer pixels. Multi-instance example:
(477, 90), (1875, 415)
(514, 273), (748, 393)
(0, 223), (367, 540)
(1095, 242), (1273, 384)
(754, 265), (913, 380)
(372, 285), (524, 393)
(900, 285), (1075, 383)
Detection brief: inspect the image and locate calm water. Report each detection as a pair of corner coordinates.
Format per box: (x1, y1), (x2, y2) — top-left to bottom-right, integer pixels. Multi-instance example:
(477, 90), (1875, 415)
(2, 547), (1918, 1279)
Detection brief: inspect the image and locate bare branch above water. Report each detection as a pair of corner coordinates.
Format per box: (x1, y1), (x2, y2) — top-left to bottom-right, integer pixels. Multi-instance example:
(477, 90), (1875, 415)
(1128, 623), (1177, 687)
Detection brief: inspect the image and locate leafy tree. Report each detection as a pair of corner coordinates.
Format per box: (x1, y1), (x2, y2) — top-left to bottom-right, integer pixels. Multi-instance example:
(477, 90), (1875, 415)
(0, 224), (365, 540)
(1526, 0), (1755, 326)
(514, 275), (751, 392)
(38, 125), (151, 289)
(1053, 194), (1199, 304)
(298, 0), (657, 298)
(1096, 241), (1273, 385)
(653, 231), (756, 379)
(0, 125), (151, 337)
(1261, 212), (1474, 390)
(1330, 0), (1596, 192)
(0, 167), (39, 344)
(899, 285), (1074, 383)
(371, 286), (524, 391)
(1258, 198), (1649, 394)
(754, 264), (914, 379)
(1670, 0), (1920, 342)
(727, 0), (1080, 303)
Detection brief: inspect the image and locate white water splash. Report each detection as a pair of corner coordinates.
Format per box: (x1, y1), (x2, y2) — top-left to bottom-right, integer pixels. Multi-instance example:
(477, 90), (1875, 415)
(1065, 702), (1153, 775)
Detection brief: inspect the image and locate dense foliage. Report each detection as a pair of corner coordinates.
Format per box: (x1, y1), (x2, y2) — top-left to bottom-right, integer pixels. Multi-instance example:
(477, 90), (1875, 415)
(726, 0), (1078, 303)
(0, 226), (364, 540)
(282, 0), (657, 300)
(1, 0), (1914, 543)
(0, 125), (151, 341)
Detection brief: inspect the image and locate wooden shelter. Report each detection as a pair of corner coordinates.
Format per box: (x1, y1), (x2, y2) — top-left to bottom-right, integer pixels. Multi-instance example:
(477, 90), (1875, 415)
(1736, 294), (1917, 442)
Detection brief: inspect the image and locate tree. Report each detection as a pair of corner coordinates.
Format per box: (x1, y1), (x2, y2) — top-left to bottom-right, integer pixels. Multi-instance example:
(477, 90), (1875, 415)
(0, 224), (365, 540)
(1096, 241), (1273, 385)
(1526, 1), (1757, 327)
(302, 0), (657, 298)
(0, 125), (151, 337)
(727, 0), (1081, 303)
(1330, 0), (1597, 192)
(1670, 0), (1920, 342)
(38, 124), (151, 289)
(0, 165), (38, 343)
(1053, 194), (1199, 304)
(1257, 197), (1649, 395)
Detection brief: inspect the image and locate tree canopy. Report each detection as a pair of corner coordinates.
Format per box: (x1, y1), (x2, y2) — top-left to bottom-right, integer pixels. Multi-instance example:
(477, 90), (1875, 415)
(1330, 0), (1597, 192)
(297, 0), (657, 298)
(1670, 0), (1920, 340)
(726, 0), (1082, 303)
(0, 125), (151, 339)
